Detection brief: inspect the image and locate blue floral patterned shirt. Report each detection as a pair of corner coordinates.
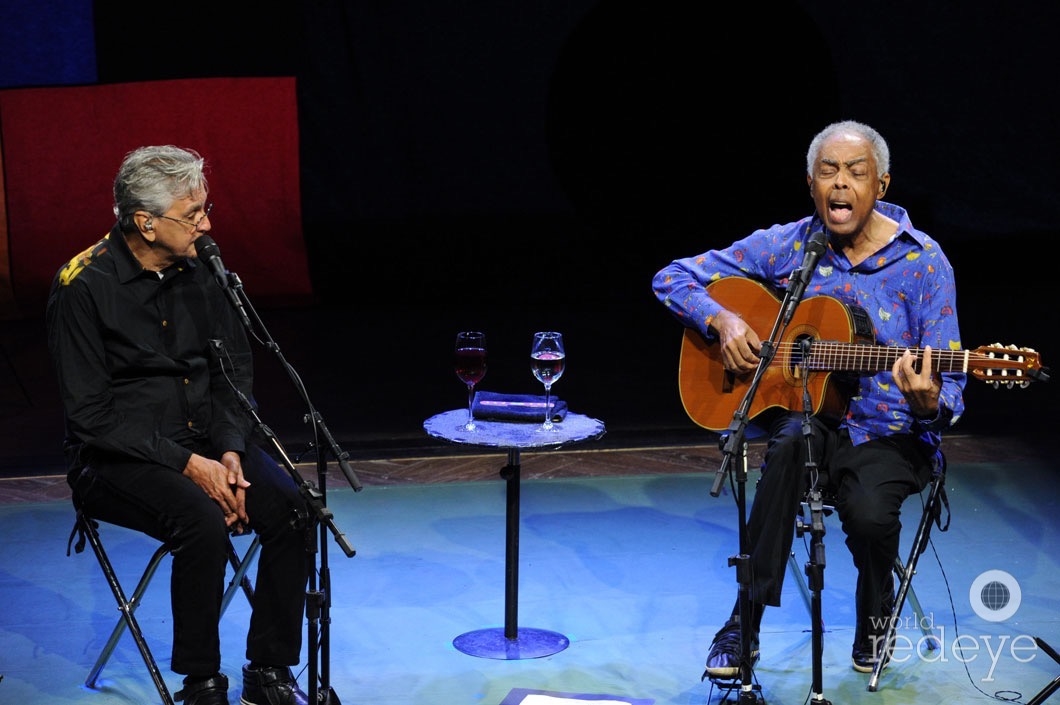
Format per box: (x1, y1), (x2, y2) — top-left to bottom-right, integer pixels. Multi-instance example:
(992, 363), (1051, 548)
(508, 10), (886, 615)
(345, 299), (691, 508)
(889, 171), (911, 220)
(652, 201), (966, 449)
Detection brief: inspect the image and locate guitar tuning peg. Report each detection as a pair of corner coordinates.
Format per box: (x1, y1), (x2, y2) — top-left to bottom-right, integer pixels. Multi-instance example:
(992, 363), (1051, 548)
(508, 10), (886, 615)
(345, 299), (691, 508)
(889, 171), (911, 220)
(991, 379), (1031, 390)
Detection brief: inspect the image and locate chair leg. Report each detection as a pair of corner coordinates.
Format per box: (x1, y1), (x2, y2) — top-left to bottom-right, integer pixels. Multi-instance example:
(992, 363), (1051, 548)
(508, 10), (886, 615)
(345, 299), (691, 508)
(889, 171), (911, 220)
(78, 514), (175, 705)
(221, 534), (259, 615)
(788, 550), (815, 621)
(894, 556), (937, 647)
(78, 517), (260, 705)
(1027, 637), (1060, 705)
(867, 472), (947, 692)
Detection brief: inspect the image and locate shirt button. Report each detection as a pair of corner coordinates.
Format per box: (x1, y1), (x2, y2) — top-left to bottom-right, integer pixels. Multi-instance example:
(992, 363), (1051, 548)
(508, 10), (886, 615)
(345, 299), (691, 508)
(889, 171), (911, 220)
(184, 378), (190, 385)
(162, 320), (168, 327)
(187, 421), (194, 428)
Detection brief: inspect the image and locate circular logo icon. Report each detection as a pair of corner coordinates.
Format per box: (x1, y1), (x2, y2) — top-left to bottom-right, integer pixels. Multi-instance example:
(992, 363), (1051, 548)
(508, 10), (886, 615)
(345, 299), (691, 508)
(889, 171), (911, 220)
(969, 569), (1021, 622)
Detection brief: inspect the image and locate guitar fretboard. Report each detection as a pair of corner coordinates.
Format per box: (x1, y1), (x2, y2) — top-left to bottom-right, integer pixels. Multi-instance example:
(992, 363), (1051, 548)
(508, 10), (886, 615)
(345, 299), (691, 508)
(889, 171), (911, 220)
(798, 342), (970, 373)
(782, 340), (1041, 382)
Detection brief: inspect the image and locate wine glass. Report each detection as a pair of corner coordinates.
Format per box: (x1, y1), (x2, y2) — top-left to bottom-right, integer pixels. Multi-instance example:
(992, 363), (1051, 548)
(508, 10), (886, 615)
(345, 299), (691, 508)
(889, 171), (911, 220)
(455, 331), (487, 431)
(530, 331), (565, 431)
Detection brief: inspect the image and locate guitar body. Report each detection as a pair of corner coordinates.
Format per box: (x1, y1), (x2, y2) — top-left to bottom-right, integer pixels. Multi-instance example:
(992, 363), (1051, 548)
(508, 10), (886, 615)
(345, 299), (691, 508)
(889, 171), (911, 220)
(678, 278), (874, 431)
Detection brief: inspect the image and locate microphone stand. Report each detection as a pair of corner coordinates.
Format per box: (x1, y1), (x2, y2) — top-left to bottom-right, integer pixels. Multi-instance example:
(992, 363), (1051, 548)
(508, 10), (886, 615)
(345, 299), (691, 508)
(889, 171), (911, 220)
(794, 339), (831, 705)
(707, 255), (823, 704)
(226, 271), (363, 705)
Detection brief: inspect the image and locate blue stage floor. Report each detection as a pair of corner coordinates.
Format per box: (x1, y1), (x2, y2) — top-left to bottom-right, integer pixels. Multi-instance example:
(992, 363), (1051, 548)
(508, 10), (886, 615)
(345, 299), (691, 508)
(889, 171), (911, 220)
(1, 446), (1059, 704)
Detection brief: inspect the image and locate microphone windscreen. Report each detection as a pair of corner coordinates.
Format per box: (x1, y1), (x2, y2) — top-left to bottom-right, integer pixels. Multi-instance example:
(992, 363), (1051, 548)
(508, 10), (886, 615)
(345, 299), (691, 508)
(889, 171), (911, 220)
(194, 234), (220, 259)
(807, 229), (827, 255)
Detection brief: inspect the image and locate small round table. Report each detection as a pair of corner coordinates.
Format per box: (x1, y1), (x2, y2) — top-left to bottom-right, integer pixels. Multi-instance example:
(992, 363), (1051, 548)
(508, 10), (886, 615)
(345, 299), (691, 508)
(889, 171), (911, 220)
(423, 409), (606, 660)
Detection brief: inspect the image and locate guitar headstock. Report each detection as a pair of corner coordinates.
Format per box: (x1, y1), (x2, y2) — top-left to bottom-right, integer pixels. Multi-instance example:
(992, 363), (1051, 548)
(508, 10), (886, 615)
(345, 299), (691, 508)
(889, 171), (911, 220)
(970, 344), (1050, 388)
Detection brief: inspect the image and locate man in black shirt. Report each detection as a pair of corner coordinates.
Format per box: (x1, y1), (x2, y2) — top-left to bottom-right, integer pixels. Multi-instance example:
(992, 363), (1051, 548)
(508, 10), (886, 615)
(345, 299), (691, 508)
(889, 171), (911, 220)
(47, 145), (310, 705)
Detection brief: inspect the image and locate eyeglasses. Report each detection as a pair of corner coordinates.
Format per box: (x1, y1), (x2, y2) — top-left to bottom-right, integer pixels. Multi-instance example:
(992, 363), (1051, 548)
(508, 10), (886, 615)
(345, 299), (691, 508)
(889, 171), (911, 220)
(154, 202), (213, 231)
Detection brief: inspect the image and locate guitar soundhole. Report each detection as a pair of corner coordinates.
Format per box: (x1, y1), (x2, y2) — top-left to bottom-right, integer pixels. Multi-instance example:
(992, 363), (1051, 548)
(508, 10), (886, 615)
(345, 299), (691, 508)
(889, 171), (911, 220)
(788, 333), (817, 377)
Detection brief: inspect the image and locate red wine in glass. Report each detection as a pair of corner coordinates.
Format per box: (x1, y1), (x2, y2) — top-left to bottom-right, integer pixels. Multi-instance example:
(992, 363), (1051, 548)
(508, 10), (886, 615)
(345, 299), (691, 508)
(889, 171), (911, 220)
(455, 332), (487, 431)
(455, 347), (487, 386)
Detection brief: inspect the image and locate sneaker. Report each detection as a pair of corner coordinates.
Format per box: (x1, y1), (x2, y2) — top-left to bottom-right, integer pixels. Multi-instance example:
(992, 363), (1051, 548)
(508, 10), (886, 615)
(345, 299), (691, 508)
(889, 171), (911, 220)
(702, 617), (760, 680)
(240, 665), (309, 705)
(852, 634), (892, 673)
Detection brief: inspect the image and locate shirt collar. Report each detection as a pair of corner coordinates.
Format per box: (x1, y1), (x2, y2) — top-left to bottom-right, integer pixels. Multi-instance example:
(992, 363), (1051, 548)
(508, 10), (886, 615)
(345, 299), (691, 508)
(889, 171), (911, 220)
(874, 200), (930, 248)
(109, 223), (199, 283)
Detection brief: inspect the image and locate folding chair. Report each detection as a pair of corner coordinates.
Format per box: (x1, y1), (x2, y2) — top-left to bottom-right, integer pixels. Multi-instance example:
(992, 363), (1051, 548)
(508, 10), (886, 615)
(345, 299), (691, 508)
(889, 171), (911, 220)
(786, 451), (950, 691)
(67, 508), (260, 705)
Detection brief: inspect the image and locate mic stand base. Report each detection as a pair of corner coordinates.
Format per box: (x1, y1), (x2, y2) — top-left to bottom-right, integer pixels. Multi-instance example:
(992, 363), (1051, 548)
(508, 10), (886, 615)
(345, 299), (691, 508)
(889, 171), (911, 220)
(705, 680), (763, 704)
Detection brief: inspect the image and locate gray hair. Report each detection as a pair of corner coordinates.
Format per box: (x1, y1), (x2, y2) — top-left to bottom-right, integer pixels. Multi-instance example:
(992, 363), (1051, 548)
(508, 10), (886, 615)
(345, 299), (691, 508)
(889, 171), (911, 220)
(805, 120), (890, 179)
(113, 145), (207, 232)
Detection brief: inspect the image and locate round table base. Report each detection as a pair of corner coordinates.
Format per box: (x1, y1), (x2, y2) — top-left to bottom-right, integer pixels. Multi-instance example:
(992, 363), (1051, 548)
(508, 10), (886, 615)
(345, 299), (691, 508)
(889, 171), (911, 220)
(452, 627), (570, 660)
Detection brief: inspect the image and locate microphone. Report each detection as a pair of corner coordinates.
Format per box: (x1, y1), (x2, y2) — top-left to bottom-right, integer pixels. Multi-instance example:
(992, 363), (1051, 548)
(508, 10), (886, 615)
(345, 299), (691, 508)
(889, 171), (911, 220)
(781, 229), (828, 326)
(194, 235), (252, 330)
(194, 234), (230, 290)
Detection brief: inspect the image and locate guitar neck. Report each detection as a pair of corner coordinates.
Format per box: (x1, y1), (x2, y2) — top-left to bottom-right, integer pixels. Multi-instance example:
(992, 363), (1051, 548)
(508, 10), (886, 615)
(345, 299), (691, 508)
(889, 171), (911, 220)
(803, 342), (968, 374)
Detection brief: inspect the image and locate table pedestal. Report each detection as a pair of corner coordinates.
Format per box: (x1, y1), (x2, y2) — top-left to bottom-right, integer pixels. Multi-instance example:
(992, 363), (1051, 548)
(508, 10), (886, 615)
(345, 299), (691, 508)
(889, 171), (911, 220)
(424, 410), (605, 660)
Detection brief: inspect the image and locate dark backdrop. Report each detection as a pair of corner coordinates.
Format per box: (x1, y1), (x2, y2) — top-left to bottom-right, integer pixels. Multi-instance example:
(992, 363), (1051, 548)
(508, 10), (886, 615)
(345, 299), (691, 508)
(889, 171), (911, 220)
(1, 1), (1055, 471)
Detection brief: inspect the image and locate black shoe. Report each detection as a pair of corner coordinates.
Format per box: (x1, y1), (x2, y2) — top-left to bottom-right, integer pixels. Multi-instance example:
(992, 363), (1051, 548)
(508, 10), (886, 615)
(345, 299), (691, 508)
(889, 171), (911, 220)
(852, 574), (896, 673)
(702, 617), (760, 681)
(852, 634), (893, 674)
(174, 674), (229, 705)
(240, 665), (308, 705)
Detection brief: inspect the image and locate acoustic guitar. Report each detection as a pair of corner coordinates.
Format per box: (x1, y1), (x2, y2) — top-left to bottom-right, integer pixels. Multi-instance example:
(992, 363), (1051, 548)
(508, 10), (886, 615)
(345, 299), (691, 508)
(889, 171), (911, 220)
(677, 278), (1048, 431)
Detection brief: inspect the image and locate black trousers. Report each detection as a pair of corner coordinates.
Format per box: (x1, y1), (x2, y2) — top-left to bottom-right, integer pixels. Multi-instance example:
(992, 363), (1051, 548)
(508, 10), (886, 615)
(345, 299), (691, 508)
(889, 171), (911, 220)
(71, 444), (311, 676)
(744, 413), (936, 645)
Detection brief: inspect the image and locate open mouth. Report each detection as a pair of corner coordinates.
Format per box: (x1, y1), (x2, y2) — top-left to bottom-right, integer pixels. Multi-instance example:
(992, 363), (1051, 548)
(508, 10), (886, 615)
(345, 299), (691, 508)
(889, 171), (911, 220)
(828, 200), (853, 223)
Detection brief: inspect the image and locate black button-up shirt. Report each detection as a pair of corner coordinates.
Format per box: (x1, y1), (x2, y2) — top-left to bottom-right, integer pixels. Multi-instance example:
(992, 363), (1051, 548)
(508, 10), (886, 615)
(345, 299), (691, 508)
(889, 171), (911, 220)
(46, 225), (254, 473)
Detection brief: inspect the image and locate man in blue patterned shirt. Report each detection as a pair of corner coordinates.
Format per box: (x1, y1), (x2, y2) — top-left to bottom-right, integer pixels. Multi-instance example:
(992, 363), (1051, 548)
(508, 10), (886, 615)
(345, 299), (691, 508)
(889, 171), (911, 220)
(653, 121), (966, 679)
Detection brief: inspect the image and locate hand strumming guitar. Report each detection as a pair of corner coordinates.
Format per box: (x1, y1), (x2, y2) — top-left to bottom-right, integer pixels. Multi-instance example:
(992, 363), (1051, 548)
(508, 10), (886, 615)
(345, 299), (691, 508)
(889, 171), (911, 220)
(712, 309), (762, 374)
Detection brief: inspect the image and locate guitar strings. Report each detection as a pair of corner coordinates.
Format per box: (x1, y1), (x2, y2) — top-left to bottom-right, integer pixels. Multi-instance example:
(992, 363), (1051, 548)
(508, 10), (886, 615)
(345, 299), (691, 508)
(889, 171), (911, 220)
(769, 340), (1037, 376)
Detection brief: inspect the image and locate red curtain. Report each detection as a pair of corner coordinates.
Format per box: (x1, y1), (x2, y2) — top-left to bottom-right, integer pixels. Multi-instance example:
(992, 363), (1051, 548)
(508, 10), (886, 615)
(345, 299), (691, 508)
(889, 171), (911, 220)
(0, 77), (312, 319)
